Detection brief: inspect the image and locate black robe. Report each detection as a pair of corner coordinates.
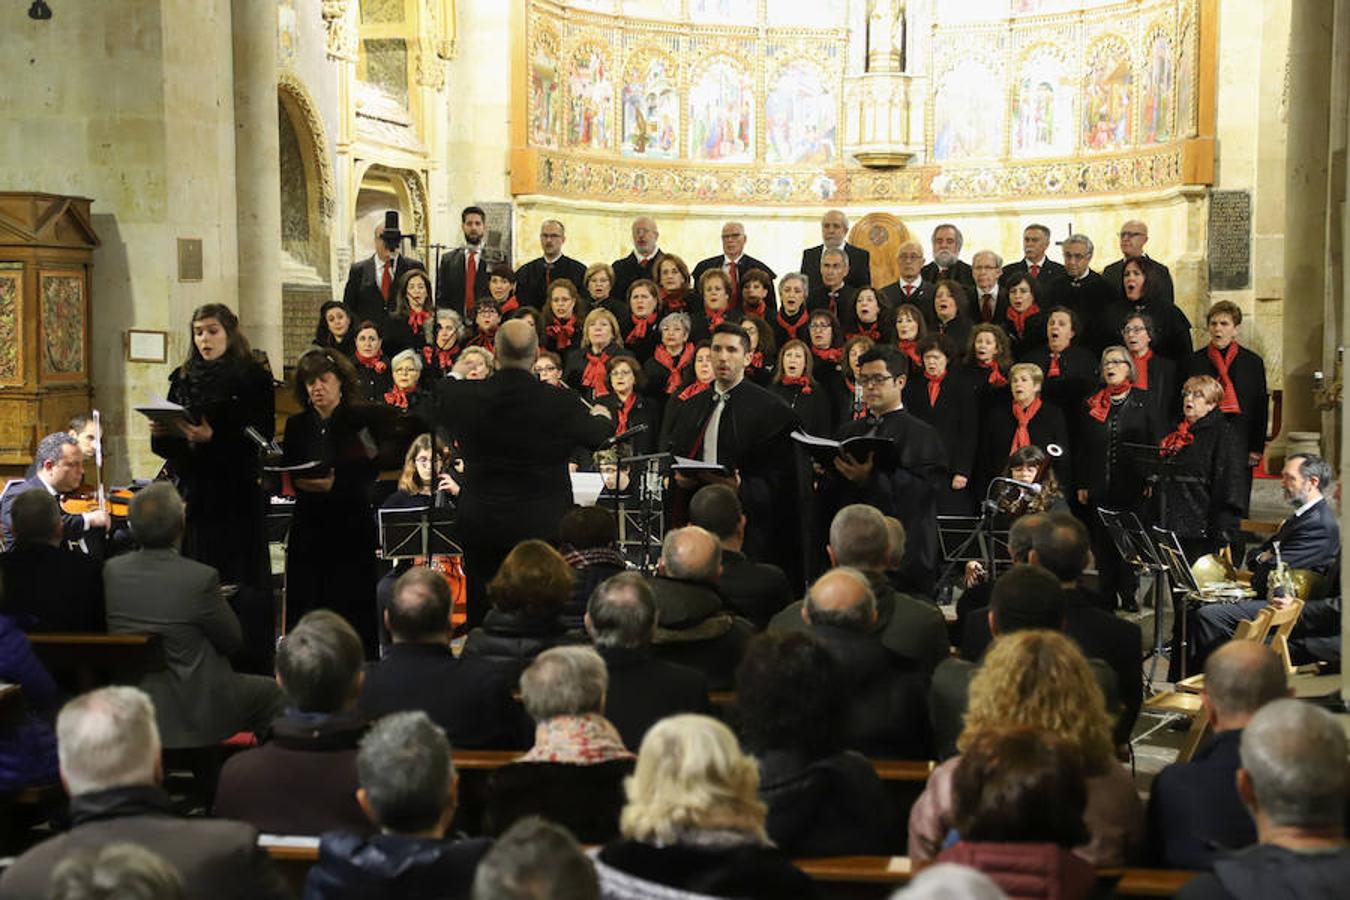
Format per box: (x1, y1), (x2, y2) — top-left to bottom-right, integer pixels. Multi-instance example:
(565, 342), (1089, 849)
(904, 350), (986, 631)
(1045, 270), (1117, 355)
(977, 398), (1073, 494)
(907, 369), (979, 515)
(1157, 408), (1248, 546)
(770, 381), (831, 439)
(1021, 344), (1100, 421)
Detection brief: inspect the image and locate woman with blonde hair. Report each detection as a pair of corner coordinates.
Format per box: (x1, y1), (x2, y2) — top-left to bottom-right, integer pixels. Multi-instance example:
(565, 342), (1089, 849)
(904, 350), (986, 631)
(593, 714), (818, 899)
(564, 307), (625, 398)
(909, 630), (1143, 867)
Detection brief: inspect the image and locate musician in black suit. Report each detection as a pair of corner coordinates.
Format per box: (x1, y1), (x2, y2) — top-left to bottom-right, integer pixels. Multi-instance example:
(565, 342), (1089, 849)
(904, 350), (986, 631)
(1192, 453), (1340, 663)
(1102, 219), (1175, 306)
(1000, 223), (1066, 286)
(433, 320), (615, 628)
(879, 241), (934, 322)
(514, 219), (588, 311)
(800, 209), (871, 291)
(919, 224), (976, 294)
(611, 215), (664, 301)
(691, 221), (777, 317)
(435, 206), (504, 316)
(1045, 233), (1117, 354)
(1182, 301), (1269, 482)
(806, 248), (858, 320)
(0, 433), (107, 552)
(342, 219), (427, 326)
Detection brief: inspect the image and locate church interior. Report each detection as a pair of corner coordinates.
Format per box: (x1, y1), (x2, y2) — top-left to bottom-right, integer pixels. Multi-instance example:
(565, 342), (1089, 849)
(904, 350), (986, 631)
(0, 0), (1349, 895)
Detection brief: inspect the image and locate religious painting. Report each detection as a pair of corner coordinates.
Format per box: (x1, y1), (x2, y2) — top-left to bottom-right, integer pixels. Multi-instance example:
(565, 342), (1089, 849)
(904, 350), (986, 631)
(689, 0), (755, 25)
(40, 272), (84, 377)
(1177, 18), (1196, 138)
(530, 28), (562, 149)
(765, 61), (836, 165)
(933, 60), (1002, 161)
(567, 44), (613, 151)
(621, 53), (679, 159)
(0, 268), (20, 383)
(1012, 48), (1073, 157)
(1141, 32), (1174, 144)
(688, 57), (754, 163)
(1083, 40), (1132, 151)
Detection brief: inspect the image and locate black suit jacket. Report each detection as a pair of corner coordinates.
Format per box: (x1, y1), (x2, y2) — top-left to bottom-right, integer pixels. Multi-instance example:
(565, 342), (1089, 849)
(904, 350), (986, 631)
(920, 259), (975, 293)
(611, 250), (664, 303)
(801, 243), (871, 291)
(692, 254), (778, 316)
(598, 645), (711, 750)
(514, 254), (588, 311)
(1001, 257), (1067, 287)
(717, 549), (793, 630)
(880, 281), (936, 325)
(1247, 498), (1340, 595)
(435, 245), (502, 315)
(1045, 270), (1117, 354)
(0, 541), (104, 632)
(1147, 729), (1253, 868)
(0, 476), (87, 552)
(1182, 344), (1269, 456)
(434, 368), (613, 551)
(1103, 256), (1175, 306)
(342, 253), (426, 326)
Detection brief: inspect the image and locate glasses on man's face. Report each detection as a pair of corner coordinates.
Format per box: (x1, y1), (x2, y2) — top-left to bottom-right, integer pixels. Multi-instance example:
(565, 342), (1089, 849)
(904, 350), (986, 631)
(897, 253), (923, 261)
(1119, 231), (1145, 240)
(857, 374), (897, 387)
(1062, 251), (1088, 261)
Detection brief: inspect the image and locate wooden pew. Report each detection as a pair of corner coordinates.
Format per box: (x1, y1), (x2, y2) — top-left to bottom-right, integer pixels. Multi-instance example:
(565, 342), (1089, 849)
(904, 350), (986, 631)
(453, 749), (934, 783)
(260, 837), (319, 895)
(27, 632), (163, 694)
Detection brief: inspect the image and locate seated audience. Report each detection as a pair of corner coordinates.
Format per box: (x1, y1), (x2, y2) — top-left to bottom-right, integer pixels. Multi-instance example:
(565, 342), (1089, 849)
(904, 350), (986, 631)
(214, 610), (371, 836)
(360, 567), (525, 749)
(1149, 641), (1290, 870)
(736, 631), (902, 857)
(0, 489), (104, 631)
(104, 483), (282, 749)
(471, 817), (599, 900)
(892, 863), (1009, 900)
(592, 714), (819, 899)
(0, 611), (58, 793)
(304, 711), (492, 900)
(647, 526), (752, 690)
(0, 431), (109, 552)
(0, 687), (289, 899)
(798, 568), (930, 758)
(938, 727), (1096, 900)
(688, 484), (792, 630)
(585, 571), (711, 750)
(558, 506), (628, 629)
(770, 505), (948, 671)
(912, 629), (1144, 867)
(461, 539), (583, 681)
(47, 844), (185, 900)
(484, 646), (635, 844)
(1176, 700), (1350, 899)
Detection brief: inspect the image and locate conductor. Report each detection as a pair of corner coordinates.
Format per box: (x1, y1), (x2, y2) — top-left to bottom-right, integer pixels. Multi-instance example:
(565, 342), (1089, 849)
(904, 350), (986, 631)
(434, 319), (614, 628)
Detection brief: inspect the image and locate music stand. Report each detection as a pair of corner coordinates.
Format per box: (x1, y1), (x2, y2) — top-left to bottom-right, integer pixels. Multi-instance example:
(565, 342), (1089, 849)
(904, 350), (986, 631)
(613, 450), (670, 573)
(1100, 507), (1169, 687)
(378, 506), (461, 561)
(936, 515), (1008, 596)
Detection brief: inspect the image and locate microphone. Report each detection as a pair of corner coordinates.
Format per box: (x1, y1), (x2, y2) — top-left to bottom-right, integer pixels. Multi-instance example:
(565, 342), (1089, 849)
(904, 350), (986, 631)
(993, 476), (1042, 495)
(600, 424), (648, 449)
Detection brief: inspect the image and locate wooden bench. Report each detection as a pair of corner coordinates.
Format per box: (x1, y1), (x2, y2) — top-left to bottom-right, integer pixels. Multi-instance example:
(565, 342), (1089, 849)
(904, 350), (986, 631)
(27, 632), (163, 694)
(453, 749), (934, 783)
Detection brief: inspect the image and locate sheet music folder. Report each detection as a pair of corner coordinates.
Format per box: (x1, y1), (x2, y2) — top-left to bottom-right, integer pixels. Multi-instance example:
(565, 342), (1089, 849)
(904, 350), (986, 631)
(378, 506), (460, 559)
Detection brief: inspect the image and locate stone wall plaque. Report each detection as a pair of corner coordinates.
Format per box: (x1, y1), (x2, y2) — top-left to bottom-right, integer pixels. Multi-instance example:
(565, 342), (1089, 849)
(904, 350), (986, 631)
(1207, 189), (1251, 291)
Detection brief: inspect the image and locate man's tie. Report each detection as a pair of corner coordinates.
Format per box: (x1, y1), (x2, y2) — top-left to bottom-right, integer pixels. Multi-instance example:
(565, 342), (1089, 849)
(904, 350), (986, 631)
(700, 391), (729, 464)
(903, 284), (914, 299)
(726, 261), (739, 303)
(1029, 263), (1041, 279)
(465, 250), (477, 314)
(380, 260), (392, 301)
(545, 261), (554, 286)
(981, 293), (994, 322)
(938, 268), (949, 279)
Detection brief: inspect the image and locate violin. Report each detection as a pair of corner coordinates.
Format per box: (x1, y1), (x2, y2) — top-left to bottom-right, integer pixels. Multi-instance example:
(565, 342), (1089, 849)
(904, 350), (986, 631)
(60, 486), (132, 519)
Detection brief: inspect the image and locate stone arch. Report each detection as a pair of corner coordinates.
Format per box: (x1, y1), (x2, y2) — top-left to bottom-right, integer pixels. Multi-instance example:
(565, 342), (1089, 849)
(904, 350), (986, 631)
(277, 73), (336, 281)
(351, 162), (429, 264)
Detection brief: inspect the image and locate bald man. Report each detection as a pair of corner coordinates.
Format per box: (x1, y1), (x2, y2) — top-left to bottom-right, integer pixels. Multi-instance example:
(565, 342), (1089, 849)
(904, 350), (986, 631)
(514, 219), (588, 310)
(1102, 219), (1175, 306)
(432, 320), (614, 627)
(691, 221), (778, 316)
(800, 209), (871, 291)
(611, 216), (664, 302)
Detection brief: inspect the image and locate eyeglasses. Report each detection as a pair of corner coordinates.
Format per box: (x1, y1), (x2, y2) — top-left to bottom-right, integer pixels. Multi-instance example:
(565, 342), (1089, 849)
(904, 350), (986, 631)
(1102, 359), (1131, 368)
(897, 253), (924, 261)
(533, 364), (560, 374)
(1119, 231), (1145, 239)
(1122, 325), (1148, 335)
(856, 374), (898, 387)
(1062, 251), (1089, 260)
(721, 232), (744, 240)
(808, 322), (832, 331)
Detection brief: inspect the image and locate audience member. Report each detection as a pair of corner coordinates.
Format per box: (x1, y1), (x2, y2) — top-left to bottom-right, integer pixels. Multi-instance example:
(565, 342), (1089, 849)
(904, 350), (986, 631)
(47, 844), (185, 900)
(1149, 641), (1290, 870)
(912, 630), (1144, 867)
(771, 505), (948, 670)
(471, 817), (599, 900)
(584, 571), (711, 749)
(304, 711), (492, 899)
(688, 484), (792, 629)
(890, 863), (1009, 899)
(0, 489), (104, 631)
(0, 687), (289, 899)
(0, 611), (58, 792)
(647, 526), (752, 690)
(360, 567), (525, 749)
(592, 714), (819, 899)
(558, 506), (628, 628)
(213, 610), (371, 836)
(103, 483), (283, 749)
(484, 646), (635, 843)
(938, 727), (1096, 900)
(1176, 700), (1350, 899)
(736, 631), (902, 856)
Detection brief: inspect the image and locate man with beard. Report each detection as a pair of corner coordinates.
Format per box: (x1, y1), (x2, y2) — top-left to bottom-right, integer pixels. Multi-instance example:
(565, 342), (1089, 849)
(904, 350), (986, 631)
(436, 206), (502, 316)
(611, 215), (664, 301)
(920, 223), (976, 295)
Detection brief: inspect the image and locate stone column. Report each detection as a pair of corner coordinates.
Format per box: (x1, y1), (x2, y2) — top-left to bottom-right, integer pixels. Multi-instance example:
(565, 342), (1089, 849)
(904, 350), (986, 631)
(231, 0), (283, 368)
(1280, 0), (1334, 459)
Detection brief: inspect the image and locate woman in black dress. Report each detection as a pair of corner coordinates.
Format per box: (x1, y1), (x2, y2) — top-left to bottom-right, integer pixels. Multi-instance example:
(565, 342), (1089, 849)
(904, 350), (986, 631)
(1121, 311), (1178, 422)
(846, 286), (892, 344)
(771, 272), (811, 348)
(1108, 257), (1192, 364)
(314, 300), (356, 358)
(770, 339), (830, 437)
(543, 278), (586, 357)
(910, 334), (977, 515)
(621, 279), (661, 362)
(282, 348), (385, 656)
(996, 273), (1047, 360)
(585, 262), (619, 317)
(893, 302), (928, 372)
(421, 309), (465, 380)
(351, 320), (391, 403)
(601, 355), (657, 455)
(654, 254), (692, 314)
(564, 308), (625, 399)
(382, 349), (434, 421)
(741, 315), (776, 387)
(976, 361), (1071, 495)
(930, 280), (972, 353)
(384, 268), (434, 356)
(642, 312), (695, 407)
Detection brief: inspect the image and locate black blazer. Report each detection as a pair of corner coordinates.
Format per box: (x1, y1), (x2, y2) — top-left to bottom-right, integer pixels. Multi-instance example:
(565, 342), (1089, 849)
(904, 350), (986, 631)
(1182, 344), (1269, 456)
(1247, 498), (1340, 595)
(880, 281), (935, 325)
(977, 398), (1072, 490)
(1135, 351), (1179, 422)
(1103, 256), (1175, 306)
(611, 250), (664, 302)
(920, 259), (976, 293)
(342, 254), (426, 326)
(598, 645), (711, 750)
(1158, 409), (1247, 543)
(800, 242), (871, 291)
(435, 245), (502, 315)
(691, 254), (778, 317)
(806, 284), (857, 324)
(1074, 388), (1163, 508)
(1001, 257), (1067, 287)
(908, 368), (979, 480)
(1045, 270), (1118, 354)
(513, 254), (588, 311)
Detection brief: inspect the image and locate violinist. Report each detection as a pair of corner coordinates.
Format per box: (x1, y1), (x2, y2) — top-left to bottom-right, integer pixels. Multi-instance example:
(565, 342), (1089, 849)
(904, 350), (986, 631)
(1, 432), (108, 552)
(69, 415), (100, 461)
(148, 303), (274, 592)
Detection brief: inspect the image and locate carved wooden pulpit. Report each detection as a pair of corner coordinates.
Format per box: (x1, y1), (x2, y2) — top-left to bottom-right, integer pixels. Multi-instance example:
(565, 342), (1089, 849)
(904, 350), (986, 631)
(0, 193), (98, 470)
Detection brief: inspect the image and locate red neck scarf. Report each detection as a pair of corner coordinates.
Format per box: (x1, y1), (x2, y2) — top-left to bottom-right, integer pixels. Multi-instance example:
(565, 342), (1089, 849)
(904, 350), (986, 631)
(742, 296), (766, 317)
(498, 296), (520, 316)
(898, 339), (921, 368)
(852, 321), (881, 341)
(614, 392), (636, 434)
(1160, 419), (1196, 457)
(356, 351), (387, 373)
(706, 309), (727, 329)
(384, 384), (416, 409)
(1010, 397), (1043, 454)
(679, 379), (711, 401)
(979, 359), (1008, 387)
(1005, 304), (1040, 338)
(546, 317), (576, 350)
(1134, 349), (1153, 390)
(748, 350), (764, 370)
(1207, 342), (1242, 413)
(407, 308), (431, 335)
(1047, 351), (1062, 377)
(811, 345), (843, 365)
(582, 349), (610, 395)
(470, 326), (497, 348)
(626, 313), (658, 344)
(776, 307), (809, 341)
(422, 344), (460, 371)
(781, 375), (812, 394)
(653, 344), (694, 394)
(1087, 382), (1132, 422)
(927, 370), (946, 407)
(660, 289), (687, 312)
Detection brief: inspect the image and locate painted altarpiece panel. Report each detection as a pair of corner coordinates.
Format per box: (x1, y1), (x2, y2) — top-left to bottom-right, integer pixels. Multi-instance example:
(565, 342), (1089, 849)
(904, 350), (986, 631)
(0, 266), (21, 384)
(1140, 30), (1174, 144)
(765, 61), (836, 165)
(1082, 38), (1133, 151)
(567, 43), (614, 151)
(39, 271), (84, 379)
(1012, 47), (1074, 158)
(621, 51), (679, 160)
(688, 56), (754, 163)
(530, 27), (563, 148)
(932, 60), (1003, 161)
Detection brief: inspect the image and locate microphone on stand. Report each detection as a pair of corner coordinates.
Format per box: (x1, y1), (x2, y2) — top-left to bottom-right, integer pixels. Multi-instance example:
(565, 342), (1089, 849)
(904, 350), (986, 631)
(600, 424), (649, 450)
(992, 476), (1042, 495)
